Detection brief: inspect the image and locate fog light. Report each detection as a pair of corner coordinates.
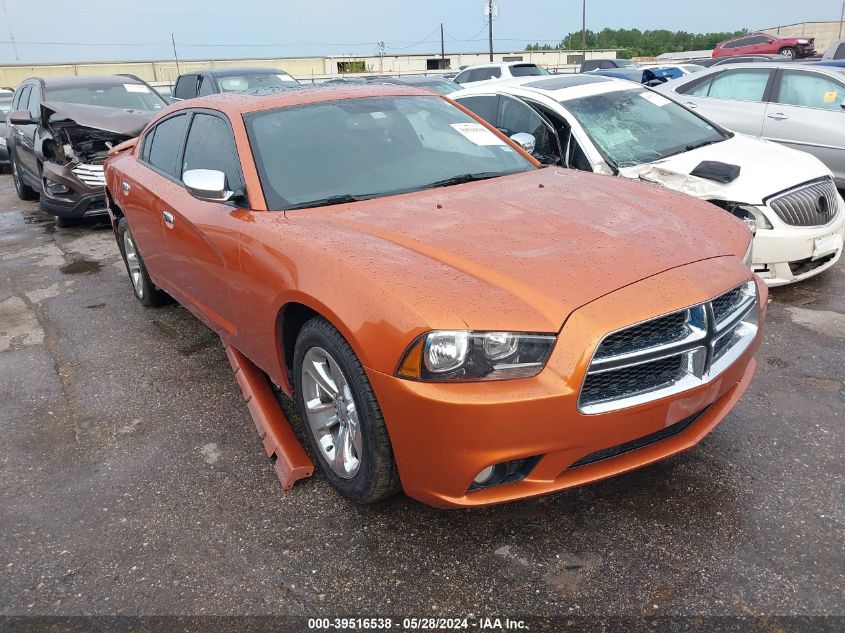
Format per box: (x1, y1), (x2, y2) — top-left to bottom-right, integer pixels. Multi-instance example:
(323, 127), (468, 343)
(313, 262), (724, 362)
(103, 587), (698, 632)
(473, 465), (495, 485)
(44, 179), (69, 195)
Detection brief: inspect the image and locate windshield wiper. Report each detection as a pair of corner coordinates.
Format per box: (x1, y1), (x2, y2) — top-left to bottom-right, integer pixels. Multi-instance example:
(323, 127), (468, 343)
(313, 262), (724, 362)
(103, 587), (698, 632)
(283, 194), (373, 210)
(422, 171), (511, 189)
(684, 139), (721, 152)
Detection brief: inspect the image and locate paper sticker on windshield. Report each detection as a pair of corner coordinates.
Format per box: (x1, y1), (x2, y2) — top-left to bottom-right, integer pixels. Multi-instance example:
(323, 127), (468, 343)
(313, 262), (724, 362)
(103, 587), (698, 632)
(450, 123), (505, 146)
(124, 84), (150, 93)
(370, 111), (387, 119)
(277, 74), (296, 82)
(823, 91), (838, 104)
(640, 91), (671, 107)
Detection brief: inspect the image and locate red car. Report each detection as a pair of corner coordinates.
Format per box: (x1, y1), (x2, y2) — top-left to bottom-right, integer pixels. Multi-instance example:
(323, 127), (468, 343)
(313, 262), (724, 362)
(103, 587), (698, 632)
(712, 33), (815, 60)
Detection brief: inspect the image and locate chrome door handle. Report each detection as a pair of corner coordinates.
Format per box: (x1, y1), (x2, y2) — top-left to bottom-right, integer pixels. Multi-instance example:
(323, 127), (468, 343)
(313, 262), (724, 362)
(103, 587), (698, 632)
(162, 211), (175, 227)
(767, 112), (789, 120)
(121, 181), (130, 193)
(685, 101), (697, 109)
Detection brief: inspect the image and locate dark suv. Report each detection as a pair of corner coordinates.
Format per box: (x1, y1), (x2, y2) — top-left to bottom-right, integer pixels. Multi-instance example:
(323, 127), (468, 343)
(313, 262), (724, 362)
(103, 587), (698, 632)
(172, 67), (298, 100)
(6, 75), (167, 226)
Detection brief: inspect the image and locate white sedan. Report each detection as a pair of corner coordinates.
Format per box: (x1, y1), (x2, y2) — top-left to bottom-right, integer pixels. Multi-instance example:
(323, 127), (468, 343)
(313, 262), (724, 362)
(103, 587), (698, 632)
(451, 75), (844, 286)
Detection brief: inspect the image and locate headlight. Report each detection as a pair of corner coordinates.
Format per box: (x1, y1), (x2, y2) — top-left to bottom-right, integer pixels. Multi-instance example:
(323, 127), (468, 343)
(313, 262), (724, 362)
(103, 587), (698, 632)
(0, 136), (6, 147)
(397, 330), (556, 381)
(743, 240), (753, 268)
(709, 201), (773, 235)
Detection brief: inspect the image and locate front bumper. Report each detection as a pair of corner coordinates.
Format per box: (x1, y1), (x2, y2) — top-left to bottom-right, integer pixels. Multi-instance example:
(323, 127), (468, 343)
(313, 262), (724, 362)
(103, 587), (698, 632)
(751, 206), (845, 287)
(369, 258), (766, 508)
(39, 160), (108, 219)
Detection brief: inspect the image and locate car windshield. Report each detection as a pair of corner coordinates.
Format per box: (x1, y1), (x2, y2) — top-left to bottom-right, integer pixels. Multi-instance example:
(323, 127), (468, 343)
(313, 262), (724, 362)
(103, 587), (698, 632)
(245, 95), (534, 210)
(46, 83), (167, 112)
(616, 60), (641, 68)
(562, 88), (727, 168)
(218, 73), (298, 92)
(510, 64), (549, 77)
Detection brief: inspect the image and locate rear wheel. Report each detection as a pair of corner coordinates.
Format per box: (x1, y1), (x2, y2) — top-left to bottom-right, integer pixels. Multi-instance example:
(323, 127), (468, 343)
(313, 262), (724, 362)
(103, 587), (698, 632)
(116, 217), (170, 307)
(779, 47), (796, 60)
(293, 317), (400, 504)
(10, 152), (39, 201)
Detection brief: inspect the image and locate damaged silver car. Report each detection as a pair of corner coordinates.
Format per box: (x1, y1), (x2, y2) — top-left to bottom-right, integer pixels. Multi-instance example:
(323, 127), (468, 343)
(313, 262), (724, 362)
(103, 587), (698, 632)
(6, 75), (167, 226)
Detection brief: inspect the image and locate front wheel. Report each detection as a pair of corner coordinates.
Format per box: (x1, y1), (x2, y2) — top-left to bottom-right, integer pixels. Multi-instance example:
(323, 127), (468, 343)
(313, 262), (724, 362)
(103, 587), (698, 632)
(293, 317), (400, 503)
(116, 217), (170, 307)
(10, 153), (39, 201)
(779, 47), (796, 60)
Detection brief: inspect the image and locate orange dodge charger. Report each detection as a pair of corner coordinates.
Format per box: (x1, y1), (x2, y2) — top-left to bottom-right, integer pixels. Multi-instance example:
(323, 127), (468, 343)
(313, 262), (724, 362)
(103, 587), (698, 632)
(104, 85), (766, 508)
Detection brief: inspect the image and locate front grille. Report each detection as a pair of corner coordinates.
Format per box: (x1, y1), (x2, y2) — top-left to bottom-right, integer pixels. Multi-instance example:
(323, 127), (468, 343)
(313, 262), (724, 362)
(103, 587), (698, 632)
(767, 178), (839, 227)
(71, 163), (106, 187)
(581, 355), (687, 405)
(596, 310), (690, 359)
(567, 407), (709, 469)
(579, 281), (759, 414)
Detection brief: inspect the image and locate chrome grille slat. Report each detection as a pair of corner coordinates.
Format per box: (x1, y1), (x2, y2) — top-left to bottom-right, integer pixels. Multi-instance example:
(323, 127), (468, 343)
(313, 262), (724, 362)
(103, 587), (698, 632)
(71, 163), (106, 187)
(579, 281), (759, 414)
(767, 179), (839, 227)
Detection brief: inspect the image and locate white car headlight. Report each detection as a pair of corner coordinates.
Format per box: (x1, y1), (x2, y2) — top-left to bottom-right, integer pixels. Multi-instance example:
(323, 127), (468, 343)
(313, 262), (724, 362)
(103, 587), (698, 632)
(397, 330), (556, 381)
(743, 240), (753, 269)
(0, 136), (7, 147)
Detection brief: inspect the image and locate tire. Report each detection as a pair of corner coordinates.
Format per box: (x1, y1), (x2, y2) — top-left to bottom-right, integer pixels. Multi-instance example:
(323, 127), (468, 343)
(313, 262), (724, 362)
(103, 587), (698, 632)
(116, 217), (170, 307)
(54, 214), (79, 228)
(293, 317), (400, 503)
(779, 47), (796, 60)
(10, 152), (39, 201)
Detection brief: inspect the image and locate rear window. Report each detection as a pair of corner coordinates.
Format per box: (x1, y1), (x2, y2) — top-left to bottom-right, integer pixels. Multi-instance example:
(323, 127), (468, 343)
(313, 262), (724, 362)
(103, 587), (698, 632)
(217, 73), (298, 92)
(510, 64), (548, 77)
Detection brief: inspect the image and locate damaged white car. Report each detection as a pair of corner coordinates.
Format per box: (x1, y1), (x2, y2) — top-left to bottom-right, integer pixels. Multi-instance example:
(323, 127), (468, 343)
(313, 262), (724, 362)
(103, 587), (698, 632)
(452, 75), (844, 286)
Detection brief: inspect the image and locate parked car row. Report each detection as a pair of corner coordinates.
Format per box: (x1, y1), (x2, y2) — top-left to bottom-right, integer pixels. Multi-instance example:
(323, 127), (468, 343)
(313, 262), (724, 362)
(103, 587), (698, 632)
(0, 59), (839, 508)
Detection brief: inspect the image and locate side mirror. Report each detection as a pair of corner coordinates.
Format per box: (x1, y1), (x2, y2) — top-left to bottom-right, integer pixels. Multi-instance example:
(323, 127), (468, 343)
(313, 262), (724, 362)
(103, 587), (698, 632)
(9, 109), (37, 125)
(183, 169), (233, 202)
(510, 132), (536, 154)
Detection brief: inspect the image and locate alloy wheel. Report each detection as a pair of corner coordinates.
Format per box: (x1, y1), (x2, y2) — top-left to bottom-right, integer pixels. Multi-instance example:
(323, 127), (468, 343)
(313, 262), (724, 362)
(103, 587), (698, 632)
(300, 346), (362, 479)
(122, 230), (145, 298)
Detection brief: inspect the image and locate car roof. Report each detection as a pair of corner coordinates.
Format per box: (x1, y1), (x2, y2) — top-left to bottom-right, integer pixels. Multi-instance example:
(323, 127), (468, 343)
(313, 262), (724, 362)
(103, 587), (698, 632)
(460, 61), (541, 70)
(453, 74), (638, 101)
(29, 74), (147, 89)
(157, 83), (437, 117)
(205, 67), (292, 77)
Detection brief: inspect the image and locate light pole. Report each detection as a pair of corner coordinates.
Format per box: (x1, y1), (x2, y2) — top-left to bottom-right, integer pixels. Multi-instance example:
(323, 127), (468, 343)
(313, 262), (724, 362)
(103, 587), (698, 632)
(581, 0), (587, 64)
(840, 0), (844, 39)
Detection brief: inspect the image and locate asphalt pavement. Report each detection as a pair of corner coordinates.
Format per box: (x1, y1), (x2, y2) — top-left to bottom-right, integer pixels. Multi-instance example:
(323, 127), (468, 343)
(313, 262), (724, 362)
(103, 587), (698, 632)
(0, 172), (843, 622)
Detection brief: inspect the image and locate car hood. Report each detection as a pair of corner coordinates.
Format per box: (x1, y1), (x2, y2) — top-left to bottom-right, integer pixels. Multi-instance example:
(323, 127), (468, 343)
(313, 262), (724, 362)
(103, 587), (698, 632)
(286, 169), (748, 333)
(618, 134), (831, 205)
(40, 101), (155, 136)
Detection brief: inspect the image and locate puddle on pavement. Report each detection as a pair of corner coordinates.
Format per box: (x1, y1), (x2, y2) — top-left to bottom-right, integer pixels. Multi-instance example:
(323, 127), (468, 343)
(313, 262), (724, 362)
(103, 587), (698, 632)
(60, 259), (102, 275)
(23, 214), (56, 234)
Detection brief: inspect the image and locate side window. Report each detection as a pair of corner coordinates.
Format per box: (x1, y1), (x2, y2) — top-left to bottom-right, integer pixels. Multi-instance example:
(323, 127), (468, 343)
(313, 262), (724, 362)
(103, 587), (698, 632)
(141, 127), (156, 162)
(834, 44), (845, 60)
(456, 95), (499, 125)
(197, 76), (215, 97)
(181, 113), (244, 191)
(13, 85), (30, 111)
(723, 38), (749, 49)
(453, 70), (471, 84)
(745, 36), (769, 45)
(146, 114), (189, 177)
(776, 71), (844, 111)
(496, 95), (557, 164)
(26, 86), (40, 118)
(468, 67), (501, 82)
(173, 75), (198, 100)
(687, 69), (771, 101)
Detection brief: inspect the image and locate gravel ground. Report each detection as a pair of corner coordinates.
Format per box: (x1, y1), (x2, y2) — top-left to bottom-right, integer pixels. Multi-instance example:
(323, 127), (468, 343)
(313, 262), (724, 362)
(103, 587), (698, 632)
(0, 172), (842, 624)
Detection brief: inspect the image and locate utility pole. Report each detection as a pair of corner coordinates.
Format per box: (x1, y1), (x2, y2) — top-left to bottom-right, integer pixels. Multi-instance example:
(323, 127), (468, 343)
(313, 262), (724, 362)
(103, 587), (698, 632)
(488, 0), (494, 61)
(581, 0), (587, 64)
(171, 33), (181, 75)
(440, 22), (445, 59)
(377, 41), (385, 73)
(840, 0), (844, 39)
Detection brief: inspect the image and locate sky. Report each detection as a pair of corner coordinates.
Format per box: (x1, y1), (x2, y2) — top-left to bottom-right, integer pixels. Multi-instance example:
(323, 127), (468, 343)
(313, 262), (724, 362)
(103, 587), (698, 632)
(0, 0), (837, 64)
